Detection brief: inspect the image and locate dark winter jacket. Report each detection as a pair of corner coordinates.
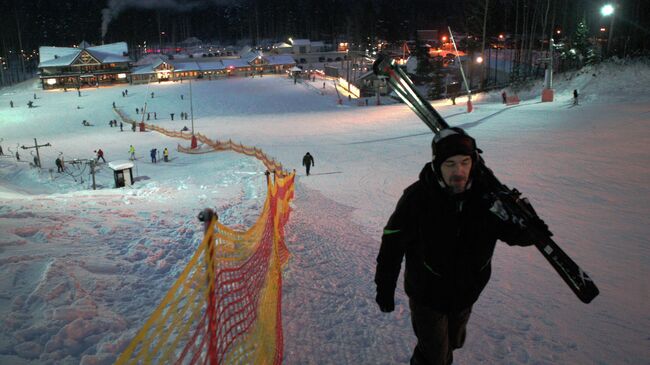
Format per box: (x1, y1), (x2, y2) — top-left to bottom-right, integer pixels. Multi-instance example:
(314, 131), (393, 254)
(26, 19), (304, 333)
(302, 153), (314, 167)
(375, 162), (532, 312)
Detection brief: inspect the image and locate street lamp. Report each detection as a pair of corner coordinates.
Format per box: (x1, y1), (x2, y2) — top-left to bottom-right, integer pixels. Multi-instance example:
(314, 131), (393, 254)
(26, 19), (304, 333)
(600, 3), (616, 56)
(600, 4), (614, 16)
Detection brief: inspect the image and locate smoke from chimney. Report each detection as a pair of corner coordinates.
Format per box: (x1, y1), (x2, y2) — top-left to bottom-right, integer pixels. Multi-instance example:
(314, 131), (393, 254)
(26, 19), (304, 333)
(101, 0), (239, 40)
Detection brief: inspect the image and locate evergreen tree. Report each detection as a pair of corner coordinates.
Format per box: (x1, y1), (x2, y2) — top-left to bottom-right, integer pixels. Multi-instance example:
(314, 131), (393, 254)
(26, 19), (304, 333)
(573, 18), (598, 65)
(428, 58), (445, 100)
(414, 31), (432, 78)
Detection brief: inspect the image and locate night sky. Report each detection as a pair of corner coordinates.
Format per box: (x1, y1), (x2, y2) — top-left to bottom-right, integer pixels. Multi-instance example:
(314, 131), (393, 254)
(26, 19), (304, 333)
(0, 0), (649, 54)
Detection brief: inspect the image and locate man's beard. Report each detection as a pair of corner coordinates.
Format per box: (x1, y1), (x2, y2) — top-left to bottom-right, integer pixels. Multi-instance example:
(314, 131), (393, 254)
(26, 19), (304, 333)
(448, 175), (468, 193)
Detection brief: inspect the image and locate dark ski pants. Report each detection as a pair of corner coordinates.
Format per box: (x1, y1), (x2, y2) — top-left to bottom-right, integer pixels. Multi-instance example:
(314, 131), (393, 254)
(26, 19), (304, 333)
(409, 299), (471, 365)
(305, 165), (311, 176)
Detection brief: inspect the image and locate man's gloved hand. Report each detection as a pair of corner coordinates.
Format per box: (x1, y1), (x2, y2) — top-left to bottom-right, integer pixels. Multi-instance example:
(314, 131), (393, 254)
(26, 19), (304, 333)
(518, 216), (551, 246)
(376, 289), (395, 313)
(528, 216), (551, 237)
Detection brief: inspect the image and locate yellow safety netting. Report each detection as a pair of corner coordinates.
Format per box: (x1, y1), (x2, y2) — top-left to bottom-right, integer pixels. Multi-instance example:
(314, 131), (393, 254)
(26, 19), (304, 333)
(113, 115), (295, 364)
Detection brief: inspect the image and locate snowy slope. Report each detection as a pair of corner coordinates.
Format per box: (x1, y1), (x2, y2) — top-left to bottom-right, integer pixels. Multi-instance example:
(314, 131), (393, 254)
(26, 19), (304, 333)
(1, 62), (649, 364)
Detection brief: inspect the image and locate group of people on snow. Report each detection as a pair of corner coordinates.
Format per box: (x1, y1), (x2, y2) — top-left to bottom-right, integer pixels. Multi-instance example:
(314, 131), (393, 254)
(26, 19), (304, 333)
(127, 145), (169, 163)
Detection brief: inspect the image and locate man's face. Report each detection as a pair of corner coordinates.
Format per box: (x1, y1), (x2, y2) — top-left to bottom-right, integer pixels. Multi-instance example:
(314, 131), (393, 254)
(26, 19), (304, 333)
(440, 154), (473, 194)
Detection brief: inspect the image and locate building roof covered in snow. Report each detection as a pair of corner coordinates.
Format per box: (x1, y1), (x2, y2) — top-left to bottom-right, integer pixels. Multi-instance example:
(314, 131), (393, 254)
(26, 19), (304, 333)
(38, 42), (130, 68)
(290, 39), (311, 46)
(221, 59), (250, 68)
(198, 61), (227, 71)
(242, 50), (263, 64)
(78, 40), (92, 49)
(108, 160), (135, 171)
(272, 42), (292, 49)
(264, 55), (296, 66)
(171, 62), (200, 72)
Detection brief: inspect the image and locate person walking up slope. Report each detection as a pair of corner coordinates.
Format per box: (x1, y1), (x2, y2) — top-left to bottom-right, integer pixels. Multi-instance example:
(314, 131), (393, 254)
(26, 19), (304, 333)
(302, 152), (314, 176)
(129, 145), (136, 160)
(375, 127), (538, 365)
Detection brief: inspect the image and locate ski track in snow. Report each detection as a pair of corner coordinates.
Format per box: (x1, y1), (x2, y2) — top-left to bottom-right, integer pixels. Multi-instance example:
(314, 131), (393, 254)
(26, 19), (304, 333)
(283, 182), (413, 365)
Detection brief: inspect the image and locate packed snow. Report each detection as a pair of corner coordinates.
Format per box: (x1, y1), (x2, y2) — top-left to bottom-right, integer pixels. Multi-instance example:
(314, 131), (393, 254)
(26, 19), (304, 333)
(0, 62), (649, 364)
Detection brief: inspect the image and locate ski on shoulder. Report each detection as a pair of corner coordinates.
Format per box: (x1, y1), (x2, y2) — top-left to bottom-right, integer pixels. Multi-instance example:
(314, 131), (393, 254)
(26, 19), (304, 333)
(373, 54), (599, 304)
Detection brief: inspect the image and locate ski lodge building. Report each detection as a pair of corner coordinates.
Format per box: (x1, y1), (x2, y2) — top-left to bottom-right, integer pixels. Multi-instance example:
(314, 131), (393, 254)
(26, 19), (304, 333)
(129, 51), (296, 84)
(35, 40), (342, 88)
(37, 41), (131, 90)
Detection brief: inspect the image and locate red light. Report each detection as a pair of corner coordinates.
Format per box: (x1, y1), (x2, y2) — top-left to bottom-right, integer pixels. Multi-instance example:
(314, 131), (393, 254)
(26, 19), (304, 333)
(441, 36), (448, 42)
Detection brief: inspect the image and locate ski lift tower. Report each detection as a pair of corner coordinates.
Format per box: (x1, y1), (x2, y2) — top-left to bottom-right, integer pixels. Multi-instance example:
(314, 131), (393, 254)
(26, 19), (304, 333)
(190, 79), (197, 149)
(541, 38), (555, 102)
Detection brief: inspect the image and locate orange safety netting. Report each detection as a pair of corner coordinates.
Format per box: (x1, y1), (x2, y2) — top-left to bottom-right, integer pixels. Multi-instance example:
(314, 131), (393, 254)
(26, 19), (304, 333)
(113, 113), (295, 364)
(112, 108), (286, 174)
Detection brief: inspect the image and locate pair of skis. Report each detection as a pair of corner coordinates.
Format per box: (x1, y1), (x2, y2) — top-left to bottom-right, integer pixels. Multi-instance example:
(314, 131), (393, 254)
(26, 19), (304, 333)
(373, 55), (599, 304)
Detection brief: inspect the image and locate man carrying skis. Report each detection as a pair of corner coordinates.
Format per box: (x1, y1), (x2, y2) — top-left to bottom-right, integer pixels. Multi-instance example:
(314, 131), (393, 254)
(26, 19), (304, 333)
(375, 127), (538, 365)
(302, 152), (314, 176)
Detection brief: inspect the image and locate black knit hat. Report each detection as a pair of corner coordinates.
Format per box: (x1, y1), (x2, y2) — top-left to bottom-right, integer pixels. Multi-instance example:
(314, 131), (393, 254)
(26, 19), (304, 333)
(431, 127), (480, 173)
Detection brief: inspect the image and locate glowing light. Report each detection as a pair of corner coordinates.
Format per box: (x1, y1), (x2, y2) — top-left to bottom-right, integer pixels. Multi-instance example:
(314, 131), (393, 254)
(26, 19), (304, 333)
(118, 73), (127, 79)
(441, 36), (448, 42)
(475, 56), (484, 64)
(46, 79), (57, 85)
(601, 4), (614, 16)
(498, 34), (504, 40)
(600, 27), (607, 32)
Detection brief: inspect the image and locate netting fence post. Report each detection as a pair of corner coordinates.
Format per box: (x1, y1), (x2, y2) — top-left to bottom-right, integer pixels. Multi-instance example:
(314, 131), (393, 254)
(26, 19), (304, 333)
(198, 208), (218, 364)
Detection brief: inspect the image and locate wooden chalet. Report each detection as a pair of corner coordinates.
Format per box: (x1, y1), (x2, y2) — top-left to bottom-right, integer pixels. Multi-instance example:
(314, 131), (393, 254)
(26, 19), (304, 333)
(38, 41), (131, 90)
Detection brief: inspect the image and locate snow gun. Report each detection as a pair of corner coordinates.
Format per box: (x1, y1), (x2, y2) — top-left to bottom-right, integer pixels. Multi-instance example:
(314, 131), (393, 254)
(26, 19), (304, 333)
(373, 54), (599, 304)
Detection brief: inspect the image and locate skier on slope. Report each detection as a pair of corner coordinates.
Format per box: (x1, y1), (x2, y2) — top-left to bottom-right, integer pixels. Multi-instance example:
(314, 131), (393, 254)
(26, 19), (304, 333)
(302, 152), (314, 176)
(129, 145), (136, 160)
(95, 149), (106, 163)
(55, 157), (64, 172)
(375, 128), (544, 365)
